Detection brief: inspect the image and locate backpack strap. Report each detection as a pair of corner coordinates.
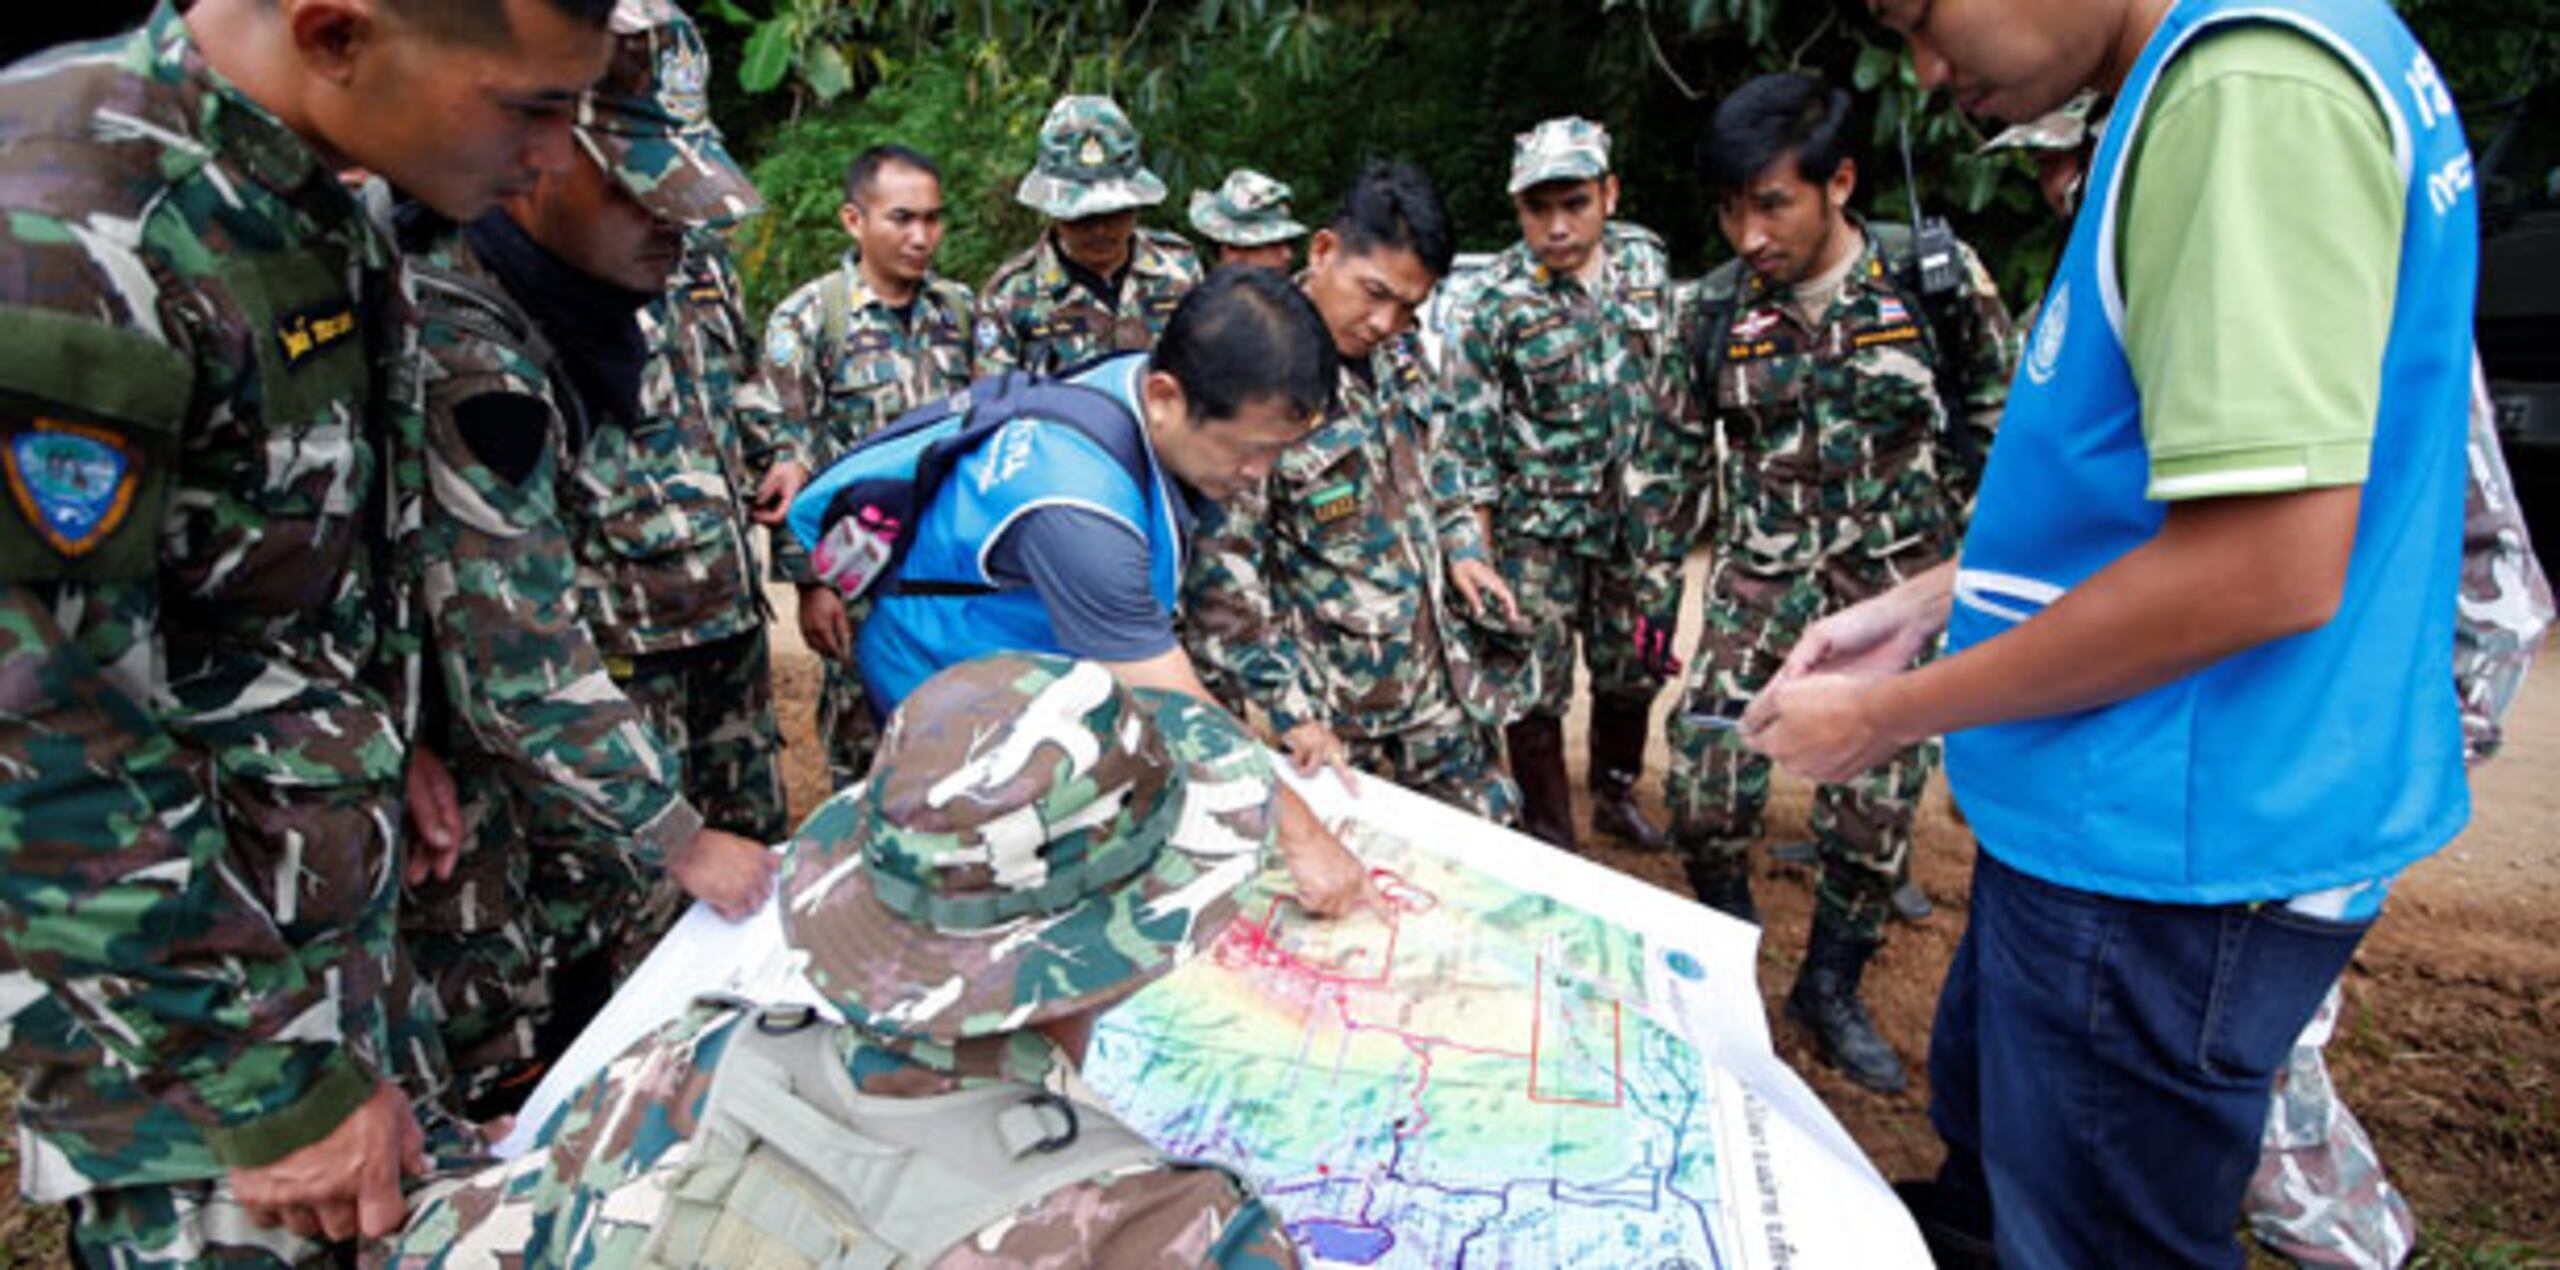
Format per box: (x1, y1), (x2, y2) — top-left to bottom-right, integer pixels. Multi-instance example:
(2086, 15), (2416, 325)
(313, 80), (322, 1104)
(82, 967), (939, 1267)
(642, 1010), (1168, 1269)
(1686, 258), (1749, 401)
(820, 260), (860, 361)
(878, 371), (1151, 599)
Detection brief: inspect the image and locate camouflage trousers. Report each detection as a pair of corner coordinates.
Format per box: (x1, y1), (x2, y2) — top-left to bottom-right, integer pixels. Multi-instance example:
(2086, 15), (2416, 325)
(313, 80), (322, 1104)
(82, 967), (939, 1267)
(2246, 982), (2418, 1269)
(1344, 697), (1522, 826)
(1666, 554), (1938, 941)
(816, 655), (884, 791)
(614, 627), (790, 843)
(1496, 532), (1649, 719)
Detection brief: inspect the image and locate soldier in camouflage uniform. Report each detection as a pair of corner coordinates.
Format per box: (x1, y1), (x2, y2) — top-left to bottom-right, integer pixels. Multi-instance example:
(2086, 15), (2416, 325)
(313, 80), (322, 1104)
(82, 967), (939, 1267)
(550, 0), (802, 903)
(377, 654), (1302, 1268)
(1442, 116), (1676, 853)
(0, 0), (615, 1259)
(1189, 168), (1310, 271)
(1627, 77), (2014, 1093)
(764, 144), (975, 787)
(978, 95), (1204, 376)
(1185, 162), (1526, 823)
(396, 0), (783, 1119)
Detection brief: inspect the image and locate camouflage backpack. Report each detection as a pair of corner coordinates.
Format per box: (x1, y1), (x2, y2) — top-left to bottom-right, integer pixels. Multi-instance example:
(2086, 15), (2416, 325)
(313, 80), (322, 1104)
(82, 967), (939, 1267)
(640, 1000), (1183, 1268)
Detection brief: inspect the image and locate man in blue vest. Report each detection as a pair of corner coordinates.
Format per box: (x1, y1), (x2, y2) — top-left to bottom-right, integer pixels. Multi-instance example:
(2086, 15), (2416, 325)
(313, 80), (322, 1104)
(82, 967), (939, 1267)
(1747, 1), (2478, 1264)
(854, 266), (1373, 917)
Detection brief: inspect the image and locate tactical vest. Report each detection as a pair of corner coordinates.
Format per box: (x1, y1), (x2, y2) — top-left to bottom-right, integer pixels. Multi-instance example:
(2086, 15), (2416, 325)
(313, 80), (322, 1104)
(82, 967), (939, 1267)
(640, 1003), (1193, 1269)
(858, 354), (1186, 710)
(1944, 0), (2478, 902)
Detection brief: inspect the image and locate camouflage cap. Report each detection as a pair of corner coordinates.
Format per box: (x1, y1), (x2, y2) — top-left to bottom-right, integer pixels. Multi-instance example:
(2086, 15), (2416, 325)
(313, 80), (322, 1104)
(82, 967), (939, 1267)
(780, 655), (1278, 1043)
(1981, 90), (2100, 154)
(1508, 116), (1612, 195)
(575, 0), (764, 228)
(1186, 168), (1308, 247)
(1014, 95), (1168, 220)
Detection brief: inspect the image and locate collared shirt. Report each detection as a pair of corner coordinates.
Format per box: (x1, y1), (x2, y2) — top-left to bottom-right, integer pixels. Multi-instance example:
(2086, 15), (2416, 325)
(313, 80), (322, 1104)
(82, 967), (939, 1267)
(1186, 328), (1488, 736)
(0, 1), (424, 1195)
(1626, 221), (2015, 610)
(977, 227), (1203, 376)
(763, 253), (976, 583)
(1440, 220), (1674, 548)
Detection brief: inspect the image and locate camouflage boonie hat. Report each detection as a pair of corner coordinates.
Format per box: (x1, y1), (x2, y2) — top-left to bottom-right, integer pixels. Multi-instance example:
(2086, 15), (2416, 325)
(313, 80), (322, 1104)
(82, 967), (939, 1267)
(1187, 168), (1308, 247)
(1014, 95), (1168, 220)
(1981, 90), (2100, 154)
(576, 0), (764, 228)
(1508, 116), (1612, 195)
(781, 655), (1277, 1043)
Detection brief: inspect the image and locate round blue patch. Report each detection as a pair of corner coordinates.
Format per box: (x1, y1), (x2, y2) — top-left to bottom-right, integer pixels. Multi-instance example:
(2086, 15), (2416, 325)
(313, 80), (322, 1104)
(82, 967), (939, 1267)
(1664, 949), (1704, 981)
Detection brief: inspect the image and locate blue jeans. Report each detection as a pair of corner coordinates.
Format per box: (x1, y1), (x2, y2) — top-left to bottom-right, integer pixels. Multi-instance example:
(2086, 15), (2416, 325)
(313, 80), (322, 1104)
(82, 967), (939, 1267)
(1927, 852), (2373, 1268)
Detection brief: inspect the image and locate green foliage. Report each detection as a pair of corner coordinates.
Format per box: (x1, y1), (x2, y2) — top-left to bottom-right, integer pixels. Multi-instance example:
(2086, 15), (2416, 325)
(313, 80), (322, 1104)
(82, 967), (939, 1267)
(717, 0), (2556, 323)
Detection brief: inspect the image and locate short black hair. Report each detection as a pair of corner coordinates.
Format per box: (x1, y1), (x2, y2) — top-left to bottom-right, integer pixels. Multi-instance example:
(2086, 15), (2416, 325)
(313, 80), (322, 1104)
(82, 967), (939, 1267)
(381, 0), (614, 45)
(846, 145), (942, 205)
(1327, 160), (1455, 278)
(1700, 74), (1857, 195)
(1154, 266), (1338, 426)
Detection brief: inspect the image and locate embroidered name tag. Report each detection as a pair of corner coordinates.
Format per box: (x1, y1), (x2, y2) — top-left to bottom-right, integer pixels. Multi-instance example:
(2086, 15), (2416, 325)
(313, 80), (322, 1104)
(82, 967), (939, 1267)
(276, 302), (358, 370)
(1852, 324), (1924, 350)
(1726, 337), (1792, 363)
(688, 282), (727, 305)
(1309, 481), (1358, 525)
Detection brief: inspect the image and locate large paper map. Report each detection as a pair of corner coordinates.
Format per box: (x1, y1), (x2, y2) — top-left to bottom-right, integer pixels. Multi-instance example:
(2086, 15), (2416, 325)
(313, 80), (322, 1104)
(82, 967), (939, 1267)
(500, 766), (1926, 1269)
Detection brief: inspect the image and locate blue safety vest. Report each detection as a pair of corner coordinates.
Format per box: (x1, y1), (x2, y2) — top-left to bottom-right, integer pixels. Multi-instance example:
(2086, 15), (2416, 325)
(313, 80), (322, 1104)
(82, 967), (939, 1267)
(858, 354), (1187, 710)
(1944, 0), (2478, 902)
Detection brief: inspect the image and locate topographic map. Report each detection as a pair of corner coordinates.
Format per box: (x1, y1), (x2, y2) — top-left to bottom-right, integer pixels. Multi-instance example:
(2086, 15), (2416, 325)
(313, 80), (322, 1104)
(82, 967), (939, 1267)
(1081, 772), (1927, 1270)
(1085, 820), (1738, 1268)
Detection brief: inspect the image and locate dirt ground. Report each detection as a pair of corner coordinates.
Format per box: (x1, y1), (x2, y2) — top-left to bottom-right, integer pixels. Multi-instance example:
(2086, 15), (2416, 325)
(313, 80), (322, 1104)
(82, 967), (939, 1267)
(2, 571), (2551, 1265)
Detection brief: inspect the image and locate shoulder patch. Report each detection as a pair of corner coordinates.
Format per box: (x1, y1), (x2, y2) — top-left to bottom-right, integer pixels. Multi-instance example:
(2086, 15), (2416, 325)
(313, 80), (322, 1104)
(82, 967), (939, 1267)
(449, 392), (554, 486)
(975, 316), (1005, 354)
(4, 420), (138, 557)
(765, 321), (802, 368)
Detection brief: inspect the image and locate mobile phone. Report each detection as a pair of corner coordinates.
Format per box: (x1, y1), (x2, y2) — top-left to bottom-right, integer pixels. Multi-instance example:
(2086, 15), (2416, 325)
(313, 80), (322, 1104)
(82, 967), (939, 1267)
(1681, 696), (1753, 730)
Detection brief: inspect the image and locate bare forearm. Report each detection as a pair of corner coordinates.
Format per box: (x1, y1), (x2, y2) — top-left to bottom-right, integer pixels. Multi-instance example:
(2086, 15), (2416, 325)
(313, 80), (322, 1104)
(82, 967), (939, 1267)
(1871, 489), (2358, 745)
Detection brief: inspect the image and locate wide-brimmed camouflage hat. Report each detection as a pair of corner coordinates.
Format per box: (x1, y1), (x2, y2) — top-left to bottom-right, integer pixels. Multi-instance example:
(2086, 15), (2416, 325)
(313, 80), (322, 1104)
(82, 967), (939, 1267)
(1014, 95), (1168, 220)
(1508, 116), (1612, 194)
(1981, 91), (2100, 154)
(780, 654), (1278, 1043)
(1187, 168), (1308, 247)
(576, 0), (764, 228)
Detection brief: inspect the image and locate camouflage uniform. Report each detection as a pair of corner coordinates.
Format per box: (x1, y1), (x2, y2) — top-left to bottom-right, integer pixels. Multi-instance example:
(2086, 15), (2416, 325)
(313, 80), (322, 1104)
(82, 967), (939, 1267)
(1628, 222), (2014, 941)
(399, 223), (710, 1113)
(1187, 168), (1309, 249)
(1186, 323), (1523, 823)
(0, 7), (454, 1263)
(978, 95), (1203, 376)
(1444, 223), (1672, 720)
(1442, 118), (1676, 850)
(763, 253), (976, 785)
(376, 655), (1301, 1268)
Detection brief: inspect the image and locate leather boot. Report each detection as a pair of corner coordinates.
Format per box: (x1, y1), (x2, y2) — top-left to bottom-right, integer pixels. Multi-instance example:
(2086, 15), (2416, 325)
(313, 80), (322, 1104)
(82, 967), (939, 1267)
(1586, 696), (1669, 850)
(1684, 856), (1758, 925)
(1784, 911), (1908, 1093)
(1504, 716), (1576, 852)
